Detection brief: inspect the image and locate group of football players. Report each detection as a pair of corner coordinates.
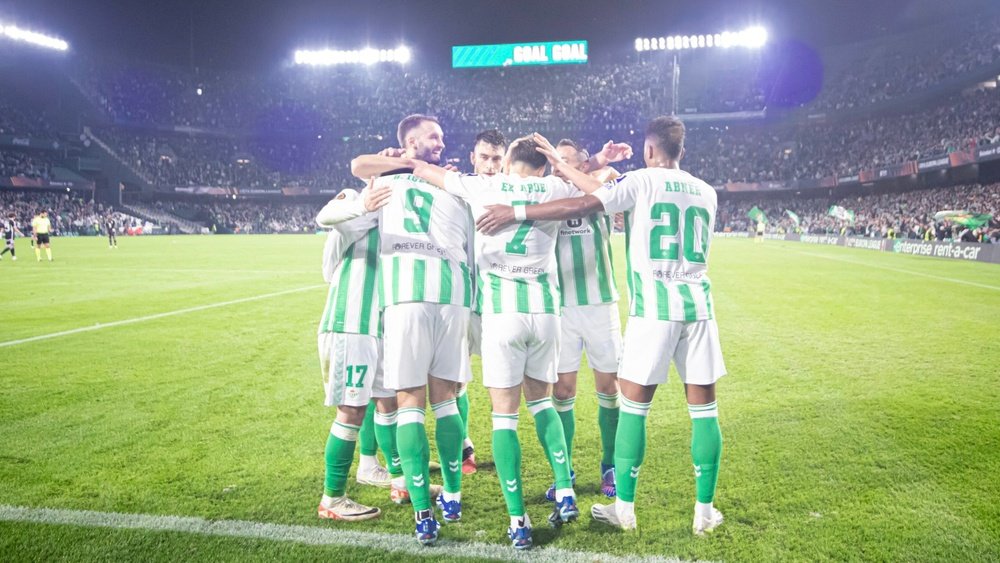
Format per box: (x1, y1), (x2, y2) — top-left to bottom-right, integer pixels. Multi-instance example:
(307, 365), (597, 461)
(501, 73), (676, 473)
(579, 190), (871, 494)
(313, 113), (726, 550)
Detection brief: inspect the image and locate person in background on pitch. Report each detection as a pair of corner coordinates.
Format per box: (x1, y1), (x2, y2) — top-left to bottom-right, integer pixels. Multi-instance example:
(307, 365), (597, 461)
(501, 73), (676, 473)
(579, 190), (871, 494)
(32, 210), (53, 262)
(106, 215), (119, 248)
(1, 212), (23, 261)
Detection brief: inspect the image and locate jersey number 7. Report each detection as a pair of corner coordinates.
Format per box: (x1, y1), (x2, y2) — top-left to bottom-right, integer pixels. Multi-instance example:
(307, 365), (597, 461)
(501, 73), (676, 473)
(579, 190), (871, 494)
(505, 200), (535, 256)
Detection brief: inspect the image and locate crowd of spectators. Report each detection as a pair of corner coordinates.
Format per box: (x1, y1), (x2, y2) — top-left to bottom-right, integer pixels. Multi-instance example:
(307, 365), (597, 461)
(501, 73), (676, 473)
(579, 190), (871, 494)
(811, 14), (1000, 112)
(65, 11), (1000, 192)
(717, 183), (1000, 243)
(0, 149), (54, 180)
(77, 59), (666, 136)
(1, 191), (141, 236)
(0, 99), (57, 138)
(74, 13), (1000, 137)
(683, 87), (1000, 184)
(153, 200), (316, 234)
(93, 82), (1000, 191)
(97, 128), (372, 190)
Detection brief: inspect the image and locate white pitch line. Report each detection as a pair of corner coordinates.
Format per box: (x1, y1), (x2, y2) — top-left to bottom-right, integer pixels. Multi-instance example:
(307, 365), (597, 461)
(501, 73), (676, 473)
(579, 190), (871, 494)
(784, 248), (1000, 291)
(0, 285), (325, 348)
(0, 505), (691, 563)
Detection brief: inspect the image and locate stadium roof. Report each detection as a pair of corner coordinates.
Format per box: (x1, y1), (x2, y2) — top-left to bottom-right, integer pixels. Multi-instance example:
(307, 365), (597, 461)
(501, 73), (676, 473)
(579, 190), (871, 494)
(5, 0), (999, 69)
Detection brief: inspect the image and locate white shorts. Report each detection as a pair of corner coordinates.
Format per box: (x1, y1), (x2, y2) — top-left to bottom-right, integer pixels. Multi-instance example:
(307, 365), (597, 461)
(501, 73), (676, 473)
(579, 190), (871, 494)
(618, 317), (726, 386)
(382, 303), (470, 390)
(480, 312), (560, 389)
(557, 303), (623, 374)
(318, 332), (392, 407)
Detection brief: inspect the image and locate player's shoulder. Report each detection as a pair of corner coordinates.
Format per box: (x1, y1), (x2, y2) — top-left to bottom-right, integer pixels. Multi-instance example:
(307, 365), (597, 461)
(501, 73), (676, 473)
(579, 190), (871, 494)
(680, 170), (719, 202)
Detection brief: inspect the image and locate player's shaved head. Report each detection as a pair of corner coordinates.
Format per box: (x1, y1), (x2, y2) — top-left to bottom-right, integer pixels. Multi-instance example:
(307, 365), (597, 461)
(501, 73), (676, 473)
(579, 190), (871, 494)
(645, 116), (686, 162)
(507, 136), (548, 171)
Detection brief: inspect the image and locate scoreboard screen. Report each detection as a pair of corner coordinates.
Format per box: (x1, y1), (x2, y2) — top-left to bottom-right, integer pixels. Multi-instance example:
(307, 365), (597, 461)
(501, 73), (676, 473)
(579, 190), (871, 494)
(452, 40), (588, 68)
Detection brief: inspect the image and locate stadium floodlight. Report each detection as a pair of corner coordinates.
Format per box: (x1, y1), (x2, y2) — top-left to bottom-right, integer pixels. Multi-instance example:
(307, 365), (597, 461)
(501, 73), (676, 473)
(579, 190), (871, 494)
(741, 26), (768, 49)
(632, 25), (769, 116)
(634, 26), (767, 52)
(294, 46), (411, 66)
(0, 22), (69, 51)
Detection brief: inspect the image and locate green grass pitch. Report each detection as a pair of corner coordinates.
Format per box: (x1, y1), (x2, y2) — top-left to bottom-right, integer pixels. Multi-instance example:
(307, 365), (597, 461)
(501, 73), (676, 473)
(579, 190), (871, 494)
(2, 234), (998, 561)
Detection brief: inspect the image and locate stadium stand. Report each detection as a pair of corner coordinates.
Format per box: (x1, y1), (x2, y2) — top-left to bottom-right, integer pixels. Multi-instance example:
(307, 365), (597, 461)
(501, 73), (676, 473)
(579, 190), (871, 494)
(0, 148), (54, 180)
(718, 183), (1000, 242)
(1, 191), (143, 236)
(2, 12), (998, 243)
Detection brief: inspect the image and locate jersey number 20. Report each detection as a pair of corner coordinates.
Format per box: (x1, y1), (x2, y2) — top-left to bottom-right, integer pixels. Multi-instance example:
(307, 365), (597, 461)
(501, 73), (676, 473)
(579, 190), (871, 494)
(649, 203), (710, 263)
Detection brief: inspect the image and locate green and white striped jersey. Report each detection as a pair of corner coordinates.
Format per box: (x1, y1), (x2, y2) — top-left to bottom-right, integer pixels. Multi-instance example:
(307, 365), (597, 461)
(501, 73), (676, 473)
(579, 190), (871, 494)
(444, 171), (582, 315)
(376, 173), (472, 308)
(593, 167), (717, 322)
(318, 214), (382, 337)
(555, 213), (619, 307)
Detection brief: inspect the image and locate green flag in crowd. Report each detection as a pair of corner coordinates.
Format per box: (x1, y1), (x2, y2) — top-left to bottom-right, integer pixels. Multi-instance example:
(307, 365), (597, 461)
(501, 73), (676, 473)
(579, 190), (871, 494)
(785, 209), (801, 227)
(827, 205), (855, 225)
(748, 206), (768, 223)
(933, 210), (992, 229)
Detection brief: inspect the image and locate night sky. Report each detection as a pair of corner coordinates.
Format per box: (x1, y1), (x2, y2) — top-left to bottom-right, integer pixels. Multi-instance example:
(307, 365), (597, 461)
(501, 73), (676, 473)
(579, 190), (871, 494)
(2, 0), (996, 70)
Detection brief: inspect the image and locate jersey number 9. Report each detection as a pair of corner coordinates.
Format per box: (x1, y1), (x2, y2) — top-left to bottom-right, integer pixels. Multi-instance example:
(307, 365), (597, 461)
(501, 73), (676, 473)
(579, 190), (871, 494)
(404, 188), (434, 233)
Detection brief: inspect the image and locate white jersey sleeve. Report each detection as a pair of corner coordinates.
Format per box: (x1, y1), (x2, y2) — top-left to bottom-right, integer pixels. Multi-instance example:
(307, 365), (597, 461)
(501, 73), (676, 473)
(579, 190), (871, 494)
(592, 173), (640, 214)
(316, 188), (375, 227)
(443, 171), (486, 201)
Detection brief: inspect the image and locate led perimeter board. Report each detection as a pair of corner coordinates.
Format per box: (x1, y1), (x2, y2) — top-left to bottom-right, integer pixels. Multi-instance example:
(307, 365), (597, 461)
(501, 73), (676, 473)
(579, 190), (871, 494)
(452, 40), (588, 68)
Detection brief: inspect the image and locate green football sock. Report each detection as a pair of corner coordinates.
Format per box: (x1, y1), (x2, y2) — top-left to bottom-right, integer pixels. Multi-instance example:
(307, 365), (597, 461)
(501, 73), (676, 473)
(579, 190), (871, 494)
(358, 402), (377, 457)
(396, 407), (432, 511)
(527, 398), (573, 489)
(491, 413), (524, 516)
(432, 398), (463, 494)
(374, 409), (402, 477)
(324, 420), (360, 497)
(553, 396), (576, 473)
(689, 401), (723, 504)
(456, 387), (470, 441)
(614, 396), (651, 503)
(597, 391), (620, 466)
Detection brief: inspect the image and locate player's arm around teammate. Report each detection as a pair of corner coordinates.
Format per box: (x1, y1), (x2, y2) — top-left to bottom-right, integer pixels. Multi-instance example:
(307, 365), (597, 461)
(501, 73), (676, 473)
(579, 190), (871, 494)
(388, 135), (610, 548)
(477, 118), (727, 536)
